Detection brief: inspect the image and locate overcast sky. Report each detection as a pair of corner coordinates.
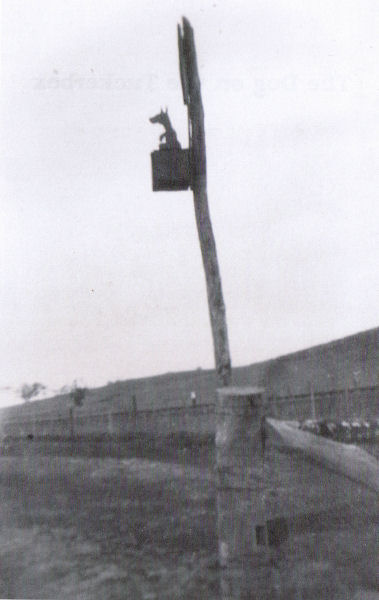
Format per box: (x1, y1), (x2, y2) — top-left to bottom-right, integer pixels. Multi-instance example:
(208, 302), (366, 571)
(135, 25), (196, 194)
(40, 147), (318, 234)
(1, 0), (378, 405)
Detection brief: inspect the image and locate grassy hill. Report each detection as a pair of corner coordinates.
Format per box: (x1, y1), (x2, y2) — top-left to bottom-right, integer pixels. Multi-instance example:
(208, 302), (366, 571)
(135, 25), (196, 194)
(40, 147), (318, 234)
(2, 326), (378, 419)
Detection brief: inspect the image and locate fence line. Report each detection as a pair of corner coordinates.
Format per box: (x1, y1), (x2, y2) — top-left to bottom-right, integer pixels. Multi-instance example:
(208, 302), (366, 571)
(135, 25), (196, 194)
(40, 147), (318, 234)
(1, 386), (378, 438)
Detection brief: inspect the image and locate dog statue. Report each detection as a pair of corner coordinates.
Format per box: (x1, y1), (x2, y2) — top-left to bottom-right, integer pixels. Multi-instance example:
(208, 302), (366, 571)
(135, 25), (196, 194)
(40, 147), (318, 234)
(150, 108), (181, 149)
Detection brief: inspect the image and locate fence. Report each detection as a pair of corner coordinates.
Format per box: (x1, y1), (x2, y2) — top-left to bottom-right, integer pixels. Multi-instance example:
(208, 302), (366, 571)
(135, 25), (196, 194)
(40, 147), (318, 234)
(0, 404), (215, 439)
(216, 387), (379, 599)
(1, 385), (378, 440)
(0, 384), (378, 598)
(266, 384), (379, 421)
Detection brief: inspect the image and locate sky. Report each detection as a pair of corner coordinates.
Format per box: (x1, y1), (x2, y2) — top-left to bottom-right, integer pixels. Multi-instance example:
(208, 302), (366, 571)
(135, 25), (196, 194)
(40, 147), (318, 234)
(1, 0), (378, 406)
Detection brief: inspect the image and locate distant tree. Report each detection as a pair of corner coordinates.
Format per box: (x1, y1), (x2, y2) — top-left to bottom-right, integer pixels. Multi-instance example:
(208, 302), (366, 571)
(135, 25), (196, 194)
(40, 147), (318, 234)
(70, 386), (86, 407)
(20, 382), (46, 402)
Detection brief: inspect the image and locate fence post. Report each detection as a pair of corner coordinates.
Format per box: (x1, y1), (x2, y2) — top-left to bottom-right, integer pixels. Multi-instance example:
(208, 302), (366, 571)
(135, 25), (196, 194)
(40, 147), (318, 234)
(310, 382), (316, 420)
(69, 406), (74, 438)
(345, 387), (350, 418)
(107, 411), (114, 435)
(216, 386), (274, 599)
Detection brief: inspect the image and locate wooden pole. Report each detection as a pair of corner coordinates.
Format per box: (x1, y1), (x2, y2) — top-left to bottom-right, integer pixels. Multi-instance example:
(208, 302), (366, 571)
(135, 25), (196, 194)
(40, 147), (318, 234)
(178, 18), (232, 387)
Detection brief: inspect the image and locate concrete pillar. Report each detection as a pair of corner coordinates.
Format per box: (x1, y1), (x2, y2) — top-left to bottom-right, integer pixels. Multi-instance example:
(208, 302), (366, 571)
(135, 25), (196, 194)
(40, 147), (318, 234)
(216, 386), (274, 600)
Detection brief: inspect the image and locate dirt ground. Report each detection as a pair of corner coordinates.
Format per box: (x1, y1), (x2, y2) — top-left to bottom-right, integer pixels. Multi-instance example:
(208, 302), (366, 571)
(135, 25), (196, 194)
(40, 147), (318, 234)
(0, 454), (219, 599)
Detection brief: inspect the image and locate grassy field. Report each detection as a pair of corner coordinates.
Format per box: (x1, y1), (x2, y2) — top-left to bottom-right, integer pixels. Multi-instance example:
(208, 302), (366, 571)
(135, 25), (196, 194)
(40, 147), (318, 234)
(0, 440), (378, 599)
(0, 452), (218, 599)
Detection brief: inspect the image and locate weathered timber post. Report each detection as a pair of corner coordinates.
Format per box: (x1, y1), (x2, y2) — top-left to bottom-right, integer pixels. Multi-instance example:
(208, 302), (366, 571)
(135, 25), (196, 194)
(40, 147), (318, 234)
(216, 387), (276, 599)
(178, 18), (232, 387)
(150, 19), (231, 388)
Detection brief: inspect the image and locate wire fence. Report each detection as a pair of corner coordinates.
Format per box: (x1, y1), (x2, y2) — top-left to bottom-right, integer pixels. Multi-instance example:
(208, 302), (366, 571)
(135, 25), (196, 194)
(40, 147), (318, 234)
(1, 384), (378, 440)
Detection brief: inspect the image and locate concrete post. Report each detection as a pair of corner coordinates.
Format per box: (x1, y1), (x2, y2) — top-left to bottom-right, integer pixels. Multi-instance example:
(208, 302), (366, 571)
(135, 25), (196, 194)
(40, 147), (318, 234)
(216, 386), (274, 599)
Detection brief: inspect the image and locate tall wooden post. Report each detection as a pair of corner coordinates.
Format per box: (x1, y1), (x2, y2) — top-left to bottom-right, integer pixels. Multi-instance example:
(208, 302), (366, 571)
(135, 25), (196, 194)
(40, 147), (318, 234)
(178, 18), (232, 387)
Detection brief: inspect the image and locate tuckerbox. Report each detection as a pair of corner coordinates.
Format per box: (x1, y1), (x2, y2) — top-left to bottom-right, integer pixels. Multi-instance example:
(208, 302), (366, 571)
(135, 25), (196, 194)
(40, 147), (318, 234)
(151, 148), (191, 191)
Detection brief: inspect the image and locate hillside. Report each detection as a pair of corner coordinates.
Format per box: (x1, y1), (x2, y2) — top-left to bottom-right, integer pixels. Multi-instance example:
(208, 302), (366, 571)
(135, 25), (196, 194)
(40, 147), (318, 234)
(2, 326), (378, 419)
